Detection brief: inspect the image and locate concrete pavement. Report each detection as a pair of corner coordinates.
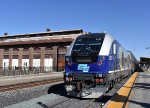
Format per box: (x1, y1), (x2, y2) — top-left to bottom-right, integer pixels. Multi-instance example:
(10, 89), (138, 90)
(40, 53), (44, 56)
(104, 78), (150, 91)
(0, 72), (63, 86)
(127, 72), (150, 108)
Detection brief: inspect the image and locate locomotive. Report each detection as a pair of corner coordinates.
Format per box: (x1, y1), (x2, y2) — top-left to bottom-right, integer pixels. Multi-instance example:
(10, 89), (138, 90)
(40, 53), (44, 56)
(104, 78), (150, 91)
(64, 33), (138, 98)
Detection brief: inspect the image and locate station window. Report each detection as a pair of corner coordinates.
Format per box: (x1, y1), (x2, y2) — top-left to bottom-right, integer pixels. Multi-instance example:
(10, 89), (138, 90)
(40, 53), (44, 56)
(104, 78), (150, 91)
(45, 54), (52, 59)
(58, 47), (66, 54)
(4, 49), (9, 52)
(45, 47), (53, 51)
(34, 47), (41, 51)
(13, 55), (18, 59)
(3, 55), (9, 59)
(33, 54), (40, 59)
(23, 55), (29, 59)
(13, 48), (19, 52)
(23, 48), (29, 52)
(58, 54), (65, 58)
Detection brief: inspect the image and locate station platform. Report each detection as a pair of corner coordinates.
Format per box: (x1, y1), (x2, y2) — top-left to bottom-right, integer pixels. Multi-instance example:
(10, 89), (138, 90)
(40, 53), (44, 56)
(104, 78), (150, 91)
(104, 71), (150, 108)
(127, 72), (150, 108)
(0, 72), (64, 86)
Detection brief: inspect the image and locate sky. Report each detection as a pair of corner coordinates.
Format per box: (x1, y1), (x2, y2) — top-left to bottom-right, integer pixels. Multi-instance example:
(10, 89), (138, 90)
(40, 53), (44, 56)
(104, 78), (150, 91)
(0, 0), (150, 60)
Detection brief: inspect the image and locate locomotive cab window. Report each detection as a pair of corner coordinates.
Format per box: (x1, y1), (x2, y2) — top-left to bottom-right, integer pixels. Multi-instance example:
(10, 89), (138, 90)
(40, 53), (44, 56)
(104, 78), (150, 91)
(71, 33), (105, 63)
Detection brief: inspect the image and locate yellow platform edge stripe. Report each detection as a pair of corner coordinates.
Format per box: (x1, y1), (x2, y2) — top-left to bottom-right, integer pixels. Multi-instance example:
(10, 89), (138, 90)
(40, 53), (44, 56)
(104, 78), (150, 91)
(104, 72), (138, 108)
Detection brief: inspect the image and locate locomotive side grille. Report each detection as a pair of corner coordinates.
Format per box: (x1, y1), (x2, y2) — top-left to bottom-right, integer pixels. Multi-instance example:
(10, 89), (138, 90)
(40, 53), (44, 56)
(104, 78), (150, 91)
(72, 73), (94, 80)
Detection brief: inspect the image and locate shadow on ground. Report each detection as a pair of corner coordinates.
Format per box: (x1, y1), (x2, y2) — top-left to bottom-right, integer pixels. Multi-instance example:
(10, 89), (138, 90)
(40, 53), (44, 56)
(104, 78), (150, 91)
(128, 100), (150, 108)
(95, 95), (112, 103)
(47, 83), (67, 96)
(47, 83), (86, 99)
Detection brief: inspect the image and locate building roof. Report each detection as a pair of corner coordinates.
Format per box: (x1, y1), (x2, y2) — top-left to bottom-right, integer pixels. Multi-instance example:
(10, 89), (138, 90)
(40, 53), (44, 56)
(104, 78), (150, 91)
(0, 29), (83, 39)
(0, 29), (83, 46)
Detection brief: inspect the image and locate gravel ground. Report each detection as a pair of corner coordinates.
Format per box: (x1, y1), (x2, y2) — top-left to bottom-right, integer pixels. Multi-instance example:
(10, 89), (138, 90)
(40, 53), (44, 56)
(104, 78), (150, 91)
(1, 75), (131, 108)
(0, 81), (63, 108)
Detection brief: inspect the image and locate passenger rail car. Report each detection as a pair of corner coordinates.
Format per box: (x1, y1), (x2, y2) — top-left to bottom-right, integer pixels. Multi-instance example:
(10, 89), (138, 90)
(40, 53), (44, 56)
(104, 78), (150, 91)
(64, 33), (137, 98)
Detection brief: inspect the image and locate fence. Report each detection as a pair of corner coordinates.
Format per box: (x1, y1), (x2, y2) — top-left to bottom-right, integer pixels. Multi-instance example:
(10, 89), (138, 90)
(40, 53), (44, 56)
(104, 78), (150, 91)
(0, 66), (64, 76)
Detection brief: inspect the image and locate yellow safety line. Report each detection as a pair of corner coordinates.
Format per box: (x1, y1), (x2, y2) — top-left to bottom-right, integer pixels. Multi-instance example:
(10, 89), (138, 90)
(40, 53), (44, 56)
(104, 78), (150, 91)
(105, 72), (138, 108)
(125, 90), (133, 108)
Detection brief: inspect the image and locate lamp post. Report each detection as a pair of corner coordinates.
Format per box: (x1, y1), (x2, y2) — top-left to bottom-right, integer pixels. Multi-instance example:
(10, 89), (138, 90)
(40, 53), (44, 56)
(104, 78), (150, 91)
(146, 47), (150, 71)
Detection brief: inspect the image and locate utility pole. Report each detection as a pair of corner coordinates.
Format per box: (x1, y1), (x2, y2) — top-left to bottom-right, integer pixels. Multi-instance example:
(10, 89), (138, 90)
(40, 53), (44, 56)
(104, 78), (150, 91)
(146, 47), (150, 57)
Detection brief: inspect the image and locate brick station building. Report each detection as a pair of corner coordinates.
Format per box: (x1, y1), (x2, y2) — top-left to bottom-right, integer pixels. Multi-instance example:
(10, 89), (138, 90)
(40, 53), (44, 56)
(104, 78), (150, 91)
(0, 29), (83, 75)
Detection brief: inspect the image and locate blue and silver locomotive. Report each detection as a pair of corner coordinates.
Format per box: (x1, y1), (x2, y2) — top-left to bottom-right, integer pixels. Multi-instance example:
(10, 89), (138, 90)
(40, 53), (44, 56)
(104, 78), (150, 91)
(64, 33), (138, 98)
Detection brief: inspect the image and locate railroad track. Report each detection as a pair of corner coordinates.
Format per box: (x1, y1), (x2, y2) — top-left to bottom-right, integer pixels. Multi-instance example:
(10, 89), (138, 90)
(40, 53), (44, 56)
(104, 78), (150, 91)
(0, 74), (131, 108)
(0, 78), (63, 92)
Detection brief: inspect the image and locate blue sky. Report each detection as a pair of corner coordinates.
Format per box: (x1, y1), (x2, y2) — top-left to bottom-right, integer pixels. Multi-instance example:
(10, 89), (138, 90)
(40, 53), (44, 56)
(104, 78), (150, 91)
(0, 0), (150, 60)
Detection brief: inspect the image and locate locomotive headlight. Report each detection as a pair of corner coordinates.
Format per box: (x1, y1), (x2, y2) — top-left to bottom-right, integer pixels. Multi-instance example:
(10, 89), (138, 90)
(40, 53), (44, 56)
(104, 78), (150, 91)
(66, 57), (70, 62)
(98, 74), (102, 77)
(65, 73), (73, 82)
(65, 56), (72, 65)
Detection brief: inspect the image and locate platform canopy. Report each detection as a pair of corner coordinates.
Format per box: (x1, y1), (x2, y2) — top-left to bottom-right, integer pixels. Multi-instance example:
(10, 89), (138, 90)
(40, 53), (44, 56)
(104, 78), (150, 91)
(140, 57), (150, 66)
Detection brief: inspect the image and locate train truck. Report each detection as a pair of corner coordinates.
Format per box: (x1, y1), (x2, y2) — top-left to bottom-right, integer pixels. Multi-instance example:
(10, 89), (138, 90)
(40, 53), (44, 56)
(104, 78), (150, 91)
(64, 33), (137, 98)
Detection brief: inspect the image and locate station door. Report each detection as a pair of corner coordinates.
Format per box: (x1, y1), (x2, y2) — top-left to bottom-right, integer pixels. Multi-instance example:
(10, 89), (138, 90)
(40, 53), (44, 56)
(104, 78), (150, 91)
(44, 54), (53, 72)
(12, 59), (18, 69)
(58, 54), (65, 71)
(3, 59), (9, 70)
(22, 59), (29, 67)
(33, 55), (40, 67)
(44, 58), (53, 72)
(33, 59), (40, 67)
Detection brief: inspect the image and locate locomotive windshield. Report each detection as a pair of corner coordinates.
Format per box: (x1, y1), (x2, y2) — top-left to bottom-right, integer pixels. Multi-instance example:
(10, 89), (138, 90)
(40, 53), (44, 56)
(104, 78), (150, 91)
(71, 33), (105, 63)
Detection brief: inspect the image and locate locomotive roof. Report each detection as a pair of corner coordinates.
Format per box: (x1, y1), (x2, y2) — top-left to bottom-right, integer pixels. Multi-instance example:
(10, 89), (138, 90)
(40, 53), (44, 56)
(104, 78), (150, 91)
(66, 33), (115, 56)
